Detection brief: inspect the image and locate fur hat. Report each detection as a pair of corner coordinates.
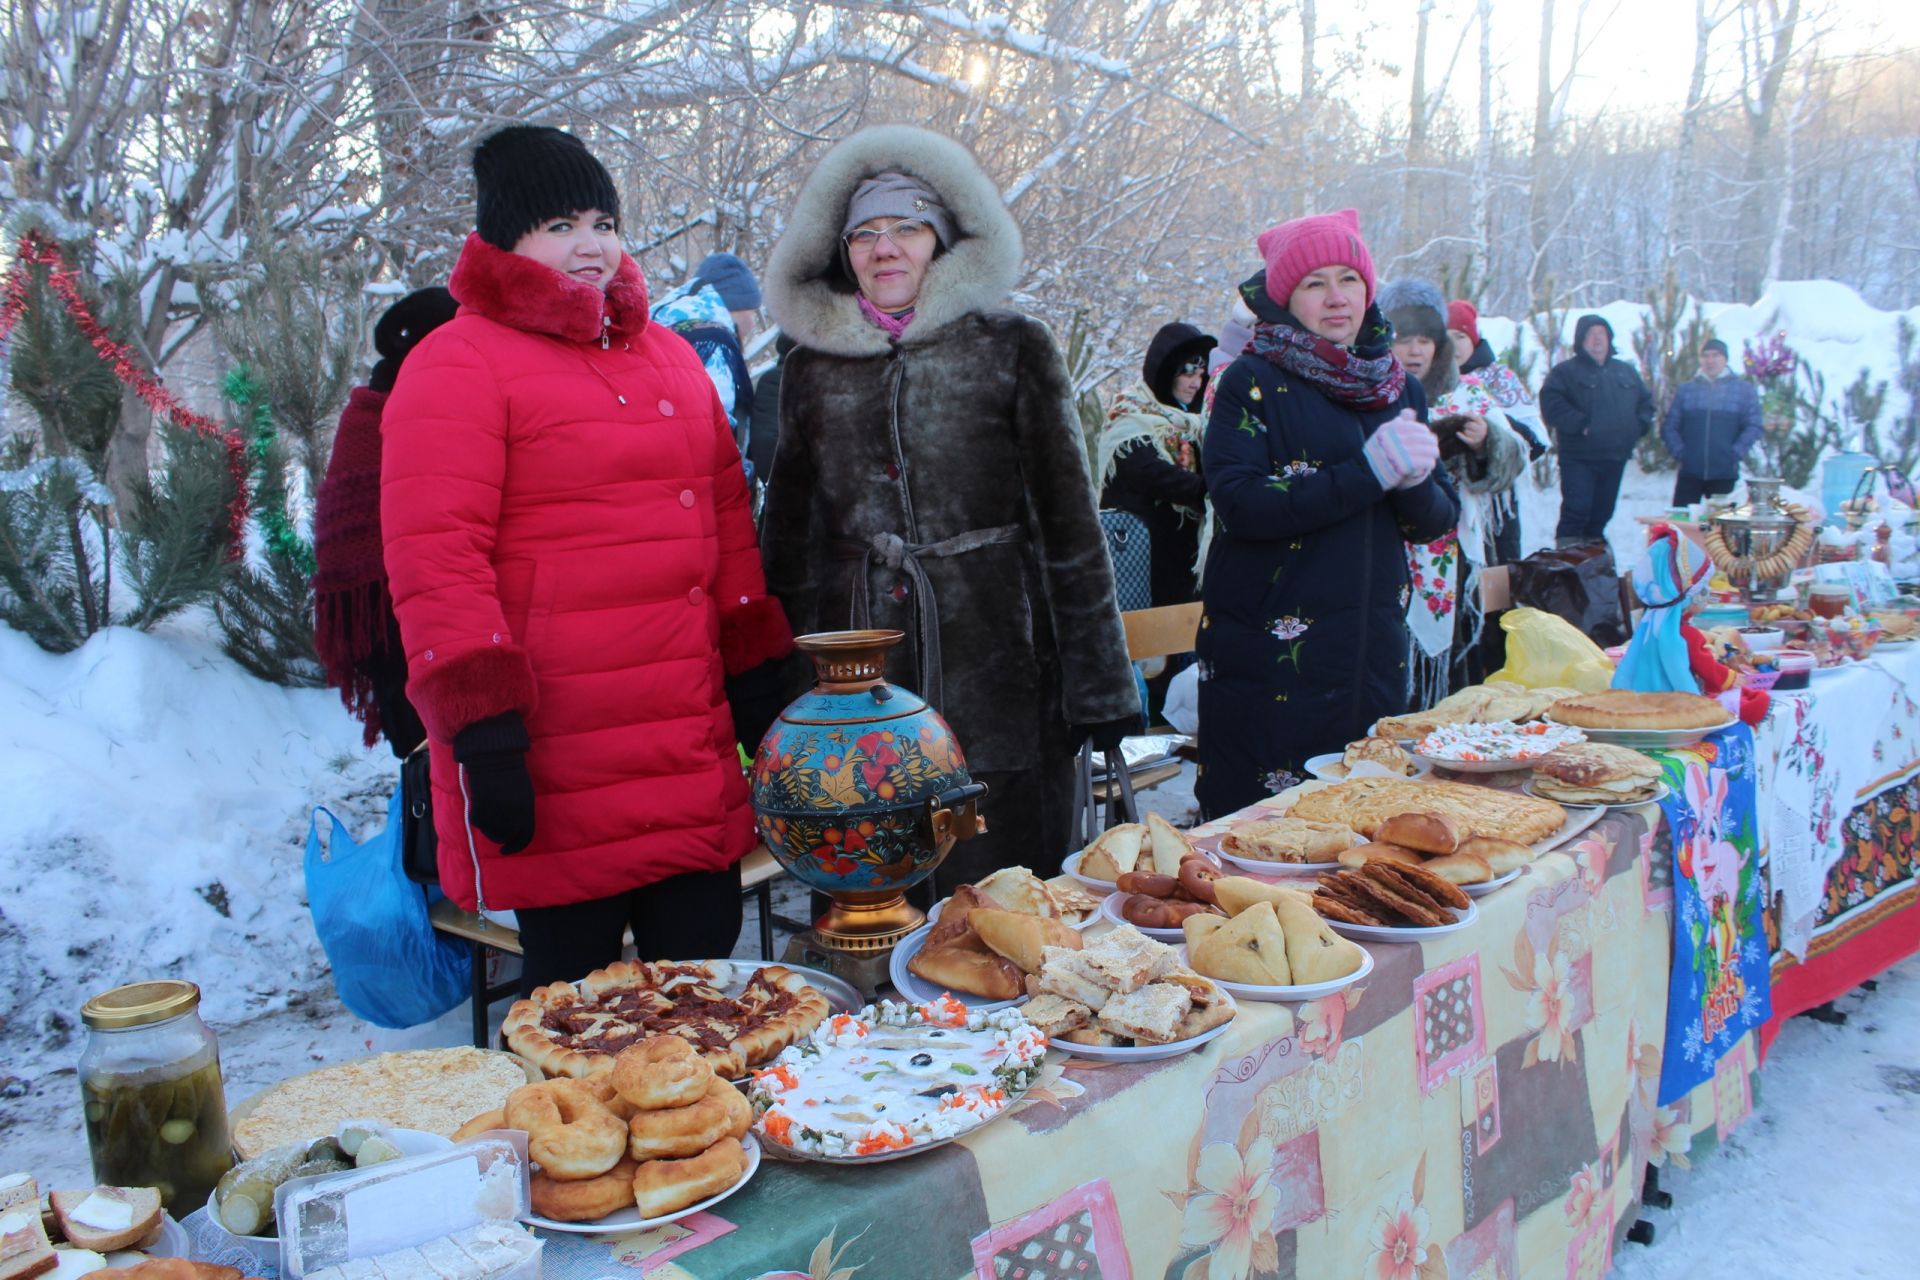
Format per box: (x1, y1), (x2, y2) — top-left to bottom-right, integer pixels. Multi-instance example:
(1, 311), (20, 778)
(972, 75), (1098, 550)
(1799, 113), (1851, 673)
(472, 126), (621, 251)
(1378, 279), (1448, 344)
(692, 252), (761, 311)
(1447, 300), (1480, 349)
(369, 287), (458, 393)
(1256, 209), (1377, 309)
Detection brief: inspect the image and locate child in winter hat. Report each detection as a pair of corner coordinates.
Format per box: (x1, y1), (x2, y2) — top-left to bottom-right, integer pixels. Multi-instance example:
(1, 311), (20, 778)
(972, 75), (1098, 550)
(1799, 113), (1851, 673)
(472, 125), (621, 249)
(1256, 208), (1377, 308)
(1447, 300), (1480, 350)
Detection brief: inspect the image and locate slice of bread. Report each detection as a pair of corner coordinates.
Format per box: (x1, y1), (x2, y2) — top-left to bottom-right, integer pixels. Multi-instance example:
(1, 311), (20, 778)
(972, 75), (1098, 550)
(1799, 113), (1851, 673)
(46, 1190), (160, 1254)
(0, 1181), (34, 1218)
(0, 1207), (57, 1280)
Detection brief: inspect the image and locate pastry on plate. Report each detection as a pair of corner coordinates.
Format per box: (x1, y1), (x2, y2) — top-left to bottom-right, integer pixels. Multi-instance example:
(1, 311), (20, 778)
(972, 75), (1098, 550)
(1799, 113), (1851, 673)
(1546, 689), (1730, 730)
(1218, 816), (1356, 864)
(1530, 742), (1664, 804)
(1375, 811), (1463, 855)
(1340, 738), (1415, 776)
(1287, 777), (1567, 846)
(1077, 824), (1145, 881)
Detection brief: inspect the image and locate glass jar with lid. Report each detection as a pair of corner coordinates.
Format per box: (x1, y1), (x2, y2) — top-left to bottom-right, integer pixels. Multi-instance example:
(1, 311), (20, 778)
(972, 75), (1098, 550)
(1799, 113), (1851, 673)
(79, 980), (235, 1216)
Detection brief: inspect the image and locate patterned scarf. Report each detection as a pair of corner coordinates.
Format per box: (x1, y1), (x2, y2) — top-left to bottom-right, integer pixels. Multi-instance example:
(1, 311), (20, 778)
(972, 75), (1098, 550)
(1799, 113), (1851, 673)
(858, 294), (914, 339)
(1249, 308), (1407, 411)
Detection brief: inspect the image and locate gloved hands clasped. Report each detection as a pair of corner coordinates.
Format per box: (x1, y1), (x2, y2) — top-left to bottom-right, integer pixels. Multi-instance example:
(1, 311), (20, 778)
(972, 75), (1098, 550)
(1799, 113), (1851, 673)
(1362, 410), (1440, 490)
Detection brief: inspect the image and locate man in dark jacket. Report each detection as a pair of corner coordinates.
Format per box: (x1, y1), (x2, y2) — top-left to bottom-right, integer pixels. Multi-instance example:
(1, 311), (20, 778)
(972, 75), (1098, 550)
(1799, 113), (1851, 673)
(1540, 314), (1654, 546)
(1661, 338), (1764, 505)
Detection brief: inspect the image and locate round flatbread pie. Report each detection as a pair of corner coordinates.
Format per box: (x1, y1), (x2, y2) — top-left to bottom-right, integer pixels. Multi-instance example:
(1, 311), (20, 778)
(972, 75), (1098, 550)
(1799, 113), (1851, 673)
(504, 961), (831, 1080)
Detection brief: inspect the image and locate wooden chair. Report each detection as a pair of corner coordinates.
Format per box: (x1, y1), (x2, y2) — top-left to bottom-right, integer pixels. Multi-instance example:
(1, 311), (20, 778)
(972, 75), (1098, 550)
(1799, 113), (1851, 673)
(1097, 602), (1204, 799)
(430, 844), (788, 1048)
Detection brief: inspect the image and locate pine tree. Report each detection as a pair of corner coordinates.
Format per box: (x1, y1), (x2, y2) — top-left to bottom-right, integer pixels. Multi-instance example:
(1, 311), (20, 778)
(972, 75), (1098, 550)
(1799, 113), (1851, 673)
(1630, 267), (1715, 475)
(0, 251), (237, 651)
(212, 367), (325, 686)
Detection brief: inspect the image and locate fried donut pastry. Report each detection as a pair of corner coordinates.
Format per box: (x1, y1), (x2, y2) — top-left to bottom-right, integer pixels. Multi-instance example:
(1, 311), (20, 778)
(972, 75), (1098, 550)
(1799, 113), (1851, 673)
(632, 1137), (748, 1219)
(705, 1077), (754, 1141)
(627, 1094), (732, 1160)
(530, 1156), (640, 1222)
(504, 1078), (627, 1179)
(452, 1107), (510, 1142)
(613, 1036), (716, 1110)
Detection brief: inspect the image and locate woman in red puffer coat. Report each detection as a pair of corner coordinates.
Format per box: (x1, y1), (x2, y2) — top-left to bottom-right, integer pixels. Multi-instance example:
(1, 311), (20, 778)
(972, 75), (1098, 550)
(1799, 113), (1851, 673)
(381, 126), (792, 993)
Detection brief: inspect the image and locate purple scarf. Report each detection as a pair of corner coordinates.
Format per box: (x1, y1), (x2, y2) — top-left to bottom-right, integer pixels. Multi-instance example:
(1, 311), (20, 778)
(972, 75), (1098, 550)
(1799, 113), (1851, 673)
(1250, 313), (1407, 411)
(858, 294), (914, 339)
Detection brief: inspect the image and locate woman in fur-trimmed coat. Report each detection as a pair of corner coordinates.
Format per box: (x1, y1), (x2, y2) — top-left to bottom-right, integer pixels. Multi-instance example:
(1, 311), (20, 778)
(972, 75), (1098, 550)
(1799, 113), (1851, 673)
(760, 125), (1139, 890)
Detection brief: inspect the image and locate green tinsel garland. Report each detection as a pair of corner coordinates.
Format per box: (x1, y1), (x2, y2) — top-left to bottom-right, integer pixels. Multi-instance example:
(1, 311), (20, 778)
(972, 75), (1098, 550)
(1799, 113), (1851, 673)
(223, 365), (316, 576)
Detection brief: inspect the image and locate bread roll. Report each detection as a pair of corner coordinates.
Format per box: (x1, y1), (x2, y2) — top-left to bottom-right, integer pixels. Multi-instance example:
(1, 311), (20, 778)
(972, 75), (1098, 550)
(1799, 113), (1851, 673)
(1375, 810), (1463, 855)
(1336, 842), (1424, 868)
(1420, 851), (1494, 884)
(1455, 836), (1534, 876)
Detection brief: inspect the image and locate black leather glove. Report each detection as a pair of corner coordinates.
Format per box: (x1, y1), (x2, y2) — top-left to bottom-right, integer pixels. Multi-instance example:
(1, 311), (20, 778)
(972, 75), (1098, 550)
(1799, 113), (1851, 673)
(726, 658), (793, 756)
(1075, 715), (1140, 754)
(452, 712), (535, 854)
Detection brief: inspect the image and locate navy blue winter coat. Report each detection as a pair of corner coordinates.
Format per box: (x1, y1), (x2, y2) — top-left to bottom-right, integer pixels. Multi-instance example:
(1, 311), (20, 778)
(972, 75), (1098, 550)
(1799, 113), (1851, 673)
(1539, 315), (1654, 460)
(1661, 372), (1764, 481)
(1195, 299), (1460, 818)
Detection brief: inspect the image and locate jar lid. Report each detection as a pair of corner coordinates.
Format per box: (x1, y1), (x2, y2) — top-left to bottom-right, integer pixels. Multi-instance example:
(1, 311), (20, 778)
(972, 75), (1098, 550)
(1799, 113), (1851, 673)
(81, 980), (201, 1029)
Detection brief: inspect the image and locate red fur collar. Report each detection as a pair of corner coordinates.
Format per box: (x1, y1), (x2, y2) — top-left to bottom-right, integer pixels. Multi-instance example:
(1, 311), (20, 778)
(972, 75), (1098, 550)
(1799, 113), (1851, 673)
(447, 231), (651, 343)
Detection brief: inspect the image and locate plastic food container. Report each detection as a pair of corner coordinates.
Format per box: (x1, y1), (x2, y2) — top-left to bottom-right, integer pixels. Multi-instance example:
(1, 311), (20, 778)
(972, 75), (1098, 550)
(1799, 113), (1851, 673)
(1761, 649), (1816, 689)
(1737, 626), (1786, 651)
(1806, 617), (1883, 666)
(277, 1135), (532, 1279)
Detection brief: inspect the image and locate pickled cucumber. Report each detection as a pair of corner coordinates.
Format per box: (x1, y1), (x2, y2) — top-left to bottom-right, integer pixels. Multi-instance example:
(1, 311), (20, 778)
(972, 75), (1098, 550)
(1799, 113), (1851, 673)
(336, 1121), (379, 1158)
(81, 1055), (233, 1215)
(218, 1191), (267, 1236)
(352, 1136), (403, 1167)
(304, 1136), (348, 1165)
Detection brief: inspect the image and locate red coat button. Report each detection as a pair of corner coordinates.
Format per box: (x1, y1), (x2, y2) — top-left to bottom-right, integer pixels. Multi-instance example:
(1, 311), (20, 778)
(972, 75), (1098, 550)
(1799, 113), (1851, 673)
(885, 462), (901, 480)
(689, 586), (706, 605)
(658, 399), (675, 416)
(679, 489), (695, 508)
(890, 582), (910, 602)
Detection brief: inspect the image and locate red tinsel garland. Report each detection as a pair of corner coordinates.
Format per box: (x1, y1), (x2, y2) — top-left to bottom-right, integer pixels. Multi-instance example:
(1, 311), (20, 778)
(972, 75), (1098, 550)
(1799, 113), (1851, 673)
(0, 230), (249, 553)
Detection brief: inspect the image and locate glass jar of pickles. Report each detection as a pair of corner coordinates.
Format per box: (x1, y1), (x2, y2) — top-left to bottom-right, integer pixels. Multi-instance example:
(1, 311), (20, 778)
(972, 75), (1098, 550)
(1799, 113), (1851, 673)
(79, 981), (235, 1216)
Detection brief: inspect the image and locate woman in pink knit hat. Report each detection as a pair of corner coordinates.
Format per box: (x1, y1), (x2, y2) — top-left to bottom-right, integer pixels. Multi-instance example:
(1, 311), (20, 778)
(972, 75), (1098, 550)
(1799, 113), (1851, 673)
(1194, 210), (1459, 817)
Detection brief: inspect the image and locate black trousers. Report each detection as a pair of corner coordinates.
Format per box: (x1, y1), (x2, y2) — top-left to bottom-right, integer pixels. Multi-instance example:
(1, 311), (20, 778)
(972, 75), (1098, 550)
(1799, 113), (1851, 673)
(1556, 456), (1629, 544)
(513, 863), (744, 996)
(1672, 473), (1737, 506)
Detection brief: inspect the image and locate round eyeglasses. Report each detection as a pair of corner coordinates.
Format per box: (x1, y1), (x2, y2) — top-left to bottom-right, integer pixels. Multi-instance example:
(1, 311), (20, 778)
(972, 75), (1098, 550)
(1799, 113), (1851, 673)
(844, 218), (935, 252)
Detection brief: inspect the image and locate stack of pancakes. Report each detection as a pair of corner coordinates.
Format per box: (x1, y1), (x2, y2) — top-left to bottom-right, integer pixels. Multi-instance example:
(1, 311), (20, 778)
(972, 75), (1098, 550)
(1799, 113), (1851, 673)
(1529, 742), (1664, 805)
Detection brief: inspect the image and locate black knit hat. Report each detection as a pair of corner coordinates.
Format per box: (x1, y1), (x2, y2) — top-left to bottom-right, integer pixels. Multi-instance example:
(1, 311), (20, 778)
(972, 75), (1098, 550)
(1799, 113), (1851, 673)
(472, 126), (621, 251)
(369, 286), (458, 392)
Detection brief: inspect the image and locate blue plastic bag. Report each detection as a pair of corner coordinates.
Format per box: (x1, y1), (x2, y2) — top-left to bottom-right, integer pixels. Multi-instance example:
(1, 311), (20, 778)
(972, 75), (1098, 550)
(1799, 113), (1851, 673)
(304, 788), (471, 1029)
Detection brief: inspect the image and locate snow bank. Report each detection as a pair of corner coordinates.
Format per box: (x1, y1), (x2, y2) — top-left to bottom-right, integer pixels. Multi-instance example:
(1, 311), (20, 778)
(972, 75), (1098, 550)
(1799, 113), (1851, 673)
(0, 611), (392, 1072)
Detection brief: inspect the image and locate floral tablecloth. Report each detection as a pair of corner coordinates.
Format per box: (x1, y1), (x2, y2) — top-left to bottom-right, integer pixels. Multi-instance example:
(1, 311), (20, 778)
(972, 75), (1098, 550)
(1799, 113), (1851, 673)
(403, 807), (1743, 1280)
(1757, 644), (1920, 1047)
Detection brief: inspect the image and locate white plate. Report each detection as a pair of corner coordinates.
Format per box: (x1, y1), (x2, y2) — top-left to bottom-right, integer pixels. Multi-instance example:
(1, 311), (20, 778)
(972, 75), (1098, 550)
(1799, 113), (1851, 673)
(1325, 896), (1479, 942)
(1462, 867), (1524, 897)
(1048, 988), (1240, 1061)
(1061, 849), (1118, 893)
(1521, 779), (1671, 811)
(1876, 636), (1917, 649)
(1539, 715), (1736, 749)
(1532, 803), (1606, 854)
(1206, 946), (1375, 1002)
(1099, 891), (1223, 940)
(147, 1214), (191, 1259)
(524, 1135), (760, 1233)
(928, 897), (1098, 931)
(1304, 753), (1433, 781)
(888, 923), (1024, 1011)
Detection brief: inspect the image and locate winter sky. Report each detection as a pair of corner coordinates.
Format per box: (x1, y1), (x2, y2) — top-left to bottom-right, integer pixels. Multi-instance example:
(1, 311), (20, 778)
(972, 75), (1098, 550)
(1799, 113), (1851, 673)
(1314, 0), (1920, 117)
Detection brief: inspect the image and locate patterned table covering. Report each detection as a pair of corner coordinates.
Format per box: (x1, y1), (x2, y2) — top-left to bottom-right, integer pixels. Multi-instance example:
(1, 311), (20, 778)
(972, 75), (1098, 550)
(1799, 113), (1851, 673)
(1756, 644), (1920, 1045)
(469, 809), (1744, 1280)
